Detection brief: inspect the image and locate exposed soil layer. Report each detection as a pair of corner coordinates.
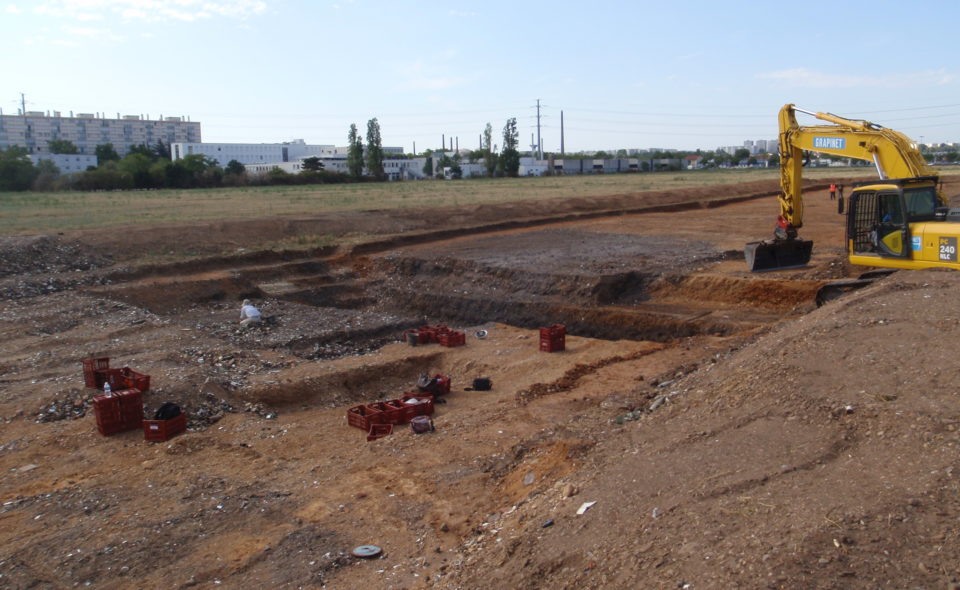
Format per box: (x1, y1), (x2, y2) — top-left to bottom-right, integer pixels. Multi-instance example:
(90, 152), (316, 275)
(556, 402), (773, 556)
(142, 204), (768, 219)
(2, 176), (960, 590)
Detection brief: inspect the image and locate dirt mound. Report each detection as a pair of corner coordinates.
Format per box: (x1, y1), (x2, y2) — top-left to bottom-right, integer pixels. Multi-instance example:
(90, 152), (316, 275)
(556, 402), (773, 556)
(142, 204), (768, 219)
(441, 270), (960, 589)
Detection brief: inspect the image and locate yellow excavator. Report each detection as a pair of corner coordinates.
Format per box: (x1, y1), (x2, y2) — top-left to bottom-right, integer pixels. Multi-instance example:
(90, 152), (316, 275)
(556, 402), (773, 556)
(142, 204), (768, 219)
(746, 104), (959, 298)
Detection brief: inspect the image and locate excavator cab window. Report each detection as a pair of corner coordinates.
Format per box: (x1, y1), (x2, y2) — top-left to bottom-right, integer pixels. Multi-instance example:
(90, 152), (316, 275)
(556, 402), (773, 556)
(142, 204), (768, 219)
(903, 186), (938, 221)
(878, 192), (903, 224)
(848, 190), (909, 258)
(874, 192), (909, 257)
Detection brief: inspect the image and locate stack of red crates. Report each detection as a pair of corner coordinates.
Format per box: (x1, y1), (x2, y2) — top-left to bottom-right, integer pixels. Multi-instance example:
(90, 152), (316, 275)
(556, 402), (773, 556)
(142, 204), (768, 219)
(346, 394), (435, 433)
(404, 324), (465, 347)
(438, 330), (466, 347)
(540, 324), (566, 352)
(93, 389), (143, 436)
(416, 325), (439, 344)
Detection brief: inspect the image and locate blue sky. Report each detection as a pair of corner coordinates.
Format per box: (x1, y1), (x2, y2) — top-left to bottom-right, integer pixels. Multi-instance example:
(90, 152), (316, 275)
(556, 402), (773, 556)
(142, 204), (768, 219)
(3, 0), (960, 153)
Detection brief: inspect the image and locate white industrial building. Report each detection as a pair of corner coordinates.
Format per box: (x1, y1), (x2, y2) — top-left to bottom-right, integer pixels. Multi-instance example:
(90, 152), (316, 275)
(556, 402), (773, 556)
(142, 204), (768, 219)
(170, 139), (336, 166)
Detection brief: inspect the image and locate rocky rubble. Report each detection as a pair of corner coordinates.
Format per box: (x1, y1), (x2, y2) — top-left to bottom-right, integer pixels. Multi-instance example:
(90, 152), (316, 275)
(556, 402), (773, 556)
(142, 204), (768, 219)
(0, 235), (111, 279)
(35, 388), (93, 423)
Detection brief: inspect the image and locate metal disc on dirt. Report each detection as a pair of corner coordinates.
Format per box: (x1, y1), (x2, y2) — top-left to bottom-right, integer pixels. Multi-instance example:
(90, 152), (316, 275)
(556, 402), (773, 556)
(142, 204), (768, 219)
(352, 544), (382, 558)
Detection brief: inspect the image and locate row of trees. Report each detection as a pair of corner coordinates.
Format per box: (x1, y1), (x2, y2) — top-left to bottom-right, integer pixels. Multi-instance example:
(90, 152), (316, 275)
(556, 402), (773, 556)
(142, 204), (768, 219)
(345, 118), (386, 180)
(0, 140), (352, 192)
(420, 118), (521, 179)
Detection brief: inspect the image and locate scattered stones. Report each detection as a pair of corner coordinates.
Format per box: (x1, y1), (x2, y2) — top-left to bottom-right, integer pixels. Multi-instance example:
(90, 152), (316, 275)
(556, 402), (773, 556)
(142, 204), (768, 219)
(649, 395), (667, 411)
(35, 389), (93, 423)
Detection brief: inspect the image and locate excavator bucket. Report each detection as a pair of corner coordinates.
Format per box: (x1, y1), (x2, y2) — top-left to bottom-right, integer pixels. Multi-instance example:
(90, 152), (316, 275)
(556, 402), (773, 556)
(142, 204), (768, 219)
(744, 239), (813, 272)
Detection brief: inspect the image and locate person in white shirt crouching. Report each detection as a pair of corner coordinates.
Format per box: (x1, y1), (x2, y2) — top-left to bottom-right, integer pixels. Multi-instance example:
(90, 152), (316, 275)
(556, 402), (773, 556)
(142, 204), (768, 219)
(239, 299), (262, 328)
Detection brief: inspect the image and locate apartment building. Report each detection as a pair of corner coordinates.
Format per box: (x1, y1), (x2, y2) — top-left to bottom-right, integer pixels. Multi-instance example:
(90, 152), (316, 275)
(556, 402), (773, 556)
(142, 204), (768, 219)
(28, 153), (98, 173)
(0, 111), (200, 156)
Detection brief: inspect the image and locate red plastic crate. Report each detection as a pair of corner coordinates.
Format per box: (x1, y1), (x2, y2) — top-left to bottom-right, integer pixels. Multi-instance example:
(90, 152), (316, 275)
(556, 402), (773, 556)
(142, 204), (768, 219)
(540, 324), (566, 339)
(418, 326), (440, 344)
(367, 401), (404, 425)
(399, 394), (435, 418)
(366, 423), (393, 441)
(93, 389), (143, 436)
(539, 335), (565, 352)
(94, 368), (125, 390)
(347, 404), (384, 431)
(83, 357), (110, 388)
(120, 367), (151, 392)
(143, 412), (187, 442)
(439, 331), (465, 347)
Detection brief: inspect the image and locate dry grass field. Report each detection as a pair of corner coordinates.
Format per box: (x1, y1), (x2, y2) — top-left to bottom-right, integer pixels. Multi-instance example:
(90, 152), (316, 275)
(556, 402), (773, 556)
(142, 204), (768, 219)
(0, 166), (918, 236)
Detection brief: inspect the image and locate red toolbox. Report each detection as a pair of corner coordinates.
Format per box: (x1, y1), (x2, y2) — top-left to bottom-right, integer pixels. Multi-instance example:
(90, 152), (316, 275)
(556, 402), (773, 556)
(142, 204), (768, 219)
(83, 357), (110, 388)
(93, 388), (143, 436)
(347, 404), (384, 431)
(143, 412), (187, 442)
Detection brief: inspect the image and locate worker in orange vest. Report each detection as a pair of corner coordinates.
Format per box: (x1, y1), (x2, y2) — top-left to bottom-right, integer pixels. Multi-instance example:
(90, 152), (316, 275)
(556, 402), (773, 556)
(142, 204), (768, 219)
(829, 183), (837, 200)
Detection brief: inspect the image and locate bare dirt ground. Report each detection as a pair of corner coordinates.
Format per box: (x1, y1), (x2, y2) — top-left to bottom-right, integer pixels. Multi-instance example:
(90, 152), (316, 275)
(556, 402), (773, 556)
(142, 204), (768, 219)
(2, 177), (960, 589)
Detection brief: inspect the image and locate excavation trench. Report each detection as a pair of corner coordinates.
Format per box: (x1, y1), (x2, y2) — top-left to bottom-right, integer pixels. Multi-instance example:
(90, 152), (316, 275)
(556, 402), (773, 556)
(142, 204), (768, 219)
(85, 238), (821, 413)
(70, 203), (837, 417)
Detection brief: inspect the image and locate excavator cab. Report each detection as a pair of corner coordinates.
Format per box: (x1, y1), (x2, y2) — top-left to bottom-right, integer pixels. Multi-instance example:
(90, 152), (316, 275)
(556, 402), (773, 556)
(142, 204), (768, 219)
(848, 188), (909, 258)
(847, 178), (939, 261)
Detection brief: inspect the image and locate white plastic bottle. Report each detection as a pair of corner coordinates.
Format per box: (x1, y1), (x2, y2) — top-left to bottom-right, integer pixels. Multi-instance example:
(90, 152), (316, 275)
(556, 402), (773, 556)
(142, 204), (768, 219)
(103, 382), (112, 396)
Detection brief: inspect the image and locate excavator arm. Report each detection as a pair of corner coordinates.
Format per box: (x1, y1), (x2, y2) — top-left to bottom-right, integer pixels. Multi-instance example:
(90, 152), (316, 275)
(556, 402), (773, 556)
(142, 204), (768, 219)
(746, 104), (940, 271)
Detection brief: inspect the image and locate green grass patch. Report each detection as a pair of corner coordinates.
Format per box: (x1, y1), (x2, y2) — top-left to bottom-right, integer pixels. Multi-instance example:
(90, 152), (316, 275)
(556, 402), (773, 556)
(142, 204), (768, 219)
(2, 167), (954, 236)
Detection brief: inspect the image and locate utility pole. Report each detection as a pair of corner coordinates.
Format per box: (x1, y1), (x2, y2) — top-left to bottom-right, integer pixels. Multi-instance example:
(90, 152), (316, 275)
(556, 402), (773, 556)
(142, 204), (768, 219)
(535, 98), (542, 160)
(560, 110), (565, 156)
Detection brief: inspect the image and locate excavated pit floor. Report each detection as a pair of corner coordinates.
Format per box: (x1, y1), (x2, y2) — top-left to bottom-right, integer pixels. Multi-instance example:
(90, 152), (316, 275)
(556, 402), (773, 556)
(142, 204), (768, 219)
(2, 182), (882, 590)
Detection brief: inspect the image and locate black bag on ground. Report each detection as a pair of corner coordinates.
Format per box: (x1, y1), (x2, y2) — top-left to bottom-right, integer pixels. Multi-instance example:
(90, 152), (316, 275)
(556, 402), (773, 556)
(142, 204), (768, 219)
(154, 402), (182, 421)
(472, 377), (492, 391)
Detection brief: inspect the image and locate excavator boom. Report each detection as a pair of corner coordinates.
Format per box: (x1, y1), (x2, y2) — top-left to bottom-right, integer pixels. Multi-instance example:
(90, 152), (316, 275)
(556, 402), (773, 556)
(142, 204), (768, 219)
(746, 104), (939, 271)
